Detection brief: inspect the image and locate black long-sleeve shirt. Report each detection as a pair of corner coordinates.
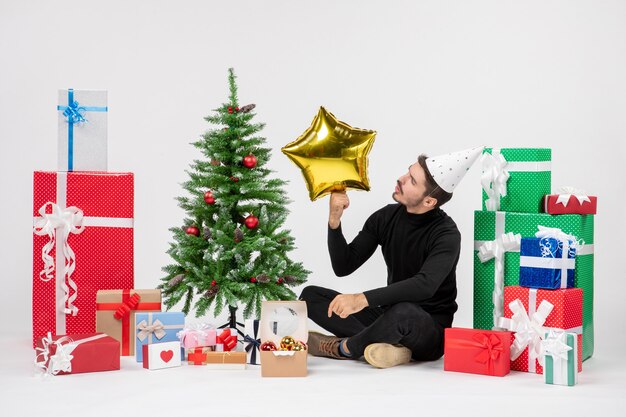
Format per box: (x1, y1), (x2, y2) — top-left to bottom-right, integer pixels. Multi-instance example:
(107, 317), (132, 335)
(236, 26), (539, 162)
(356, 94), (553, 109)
(328, 203), (461, 327)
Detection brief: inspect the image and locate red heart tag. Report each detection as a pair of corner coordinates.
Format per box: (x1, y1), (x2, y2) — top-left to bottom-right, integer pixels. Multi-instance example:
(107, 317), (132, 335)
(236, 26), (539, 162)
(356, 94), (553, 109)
(160, 350), (174, 363)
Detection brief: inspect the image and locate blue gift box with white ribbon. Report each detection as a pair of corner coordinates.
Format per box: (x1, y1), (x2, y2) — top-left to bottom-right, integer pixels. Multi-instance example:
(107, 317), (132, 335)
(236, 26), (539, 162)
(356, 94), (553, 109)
(135, 312), (185, 362)
(57, 89), (108, 172)
(519, 237), (576, 289)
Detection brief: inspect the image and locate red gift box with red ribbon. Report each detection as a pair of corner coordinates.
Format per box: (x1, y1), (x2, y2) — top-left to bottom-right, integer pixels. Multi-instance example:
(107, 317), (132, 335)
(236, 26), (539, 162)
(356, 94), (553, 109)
(32, 171), (134, 348)
(35, 332), (120, 375)
(96, 289), (161, 355)
(215, 328), (238, 352)
(444, 328), (512, 376)
(499, 286), (583, 374)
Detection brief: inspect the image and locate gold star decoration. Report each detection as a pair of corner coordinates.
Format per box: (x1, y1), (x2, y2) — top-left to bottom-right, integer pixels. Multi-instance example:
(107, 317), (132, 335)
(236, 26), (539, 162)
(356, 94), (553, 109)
(282, 107), (376, 201)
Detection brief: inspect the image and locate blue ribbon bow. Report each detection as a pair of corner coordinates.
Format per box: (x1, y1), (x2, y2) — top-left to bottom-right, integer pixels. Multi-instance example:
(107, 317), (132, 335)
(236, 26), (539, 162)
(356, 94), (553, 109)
(62, 99), (87, 124)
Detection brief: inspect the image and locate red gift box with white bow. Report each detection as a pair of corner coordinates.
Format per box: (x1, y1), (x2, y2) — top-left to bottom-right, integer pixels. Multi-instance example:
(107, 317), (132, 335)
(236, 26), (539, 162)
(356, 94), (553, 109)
(32, 171), (134, 348)
(543, 187), (597, 215)
(35, 332), (120, 375)
(499, 286), (583, 374)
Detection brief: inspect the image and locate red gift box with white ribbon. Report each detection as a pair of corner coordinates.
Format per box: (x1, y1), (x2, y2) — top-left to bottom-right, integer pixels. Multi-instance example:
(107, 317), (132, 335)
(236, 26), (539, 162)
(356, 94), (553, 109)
(35, 332), (120, 375)
(32, 171), (134, 347)
(543, 187), (597, 215)
(499, 286), (583, 374)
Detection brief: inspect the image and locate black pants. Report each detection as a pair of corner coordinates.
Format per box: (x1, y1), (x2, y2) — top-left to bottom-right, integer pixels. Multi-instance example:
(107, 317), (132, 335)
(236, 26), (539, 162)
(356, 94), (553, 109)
(300, 285), (445, 361)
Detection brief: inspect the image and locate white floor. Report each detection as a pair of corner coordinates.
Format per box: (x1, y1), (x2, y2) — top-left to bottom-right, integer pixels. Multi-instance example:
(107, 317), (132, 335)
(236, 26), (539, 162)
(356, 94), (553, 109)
(2, 332), (625, 417)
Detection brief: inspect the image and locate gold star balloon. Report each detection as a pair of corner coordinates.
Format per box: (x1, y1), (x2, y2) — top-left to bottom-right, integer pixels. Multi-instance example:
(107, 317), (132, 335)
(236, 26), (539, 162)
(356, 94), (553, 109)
(282, 107), (377, 201)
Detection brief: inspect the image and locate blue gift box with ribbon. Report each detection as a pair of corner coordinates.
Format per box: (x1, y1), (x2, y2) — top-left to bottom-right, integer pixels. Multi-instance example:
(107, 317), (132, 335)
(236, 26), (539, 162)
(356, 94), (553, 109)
(135, 312), (185, 362)
(57, 89), (108, 172)
(519, 236), (576, 290)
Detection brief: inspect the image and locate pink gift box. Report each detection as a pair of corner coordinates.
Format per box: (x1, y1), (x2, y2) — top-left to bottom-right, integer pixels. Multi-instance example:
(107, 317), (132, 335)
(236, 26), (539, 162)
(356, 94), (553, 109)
(177, 324), (217, 349)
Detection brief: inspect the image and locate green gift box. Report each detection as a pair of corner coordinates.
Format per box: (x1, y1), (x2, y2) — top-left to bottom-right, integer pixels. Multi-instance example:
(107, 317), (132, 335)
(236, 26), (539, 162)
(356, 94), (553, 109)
(481, 148), (551, 213)
(473, 210), (594, 360)
(543, 331), (578, 386)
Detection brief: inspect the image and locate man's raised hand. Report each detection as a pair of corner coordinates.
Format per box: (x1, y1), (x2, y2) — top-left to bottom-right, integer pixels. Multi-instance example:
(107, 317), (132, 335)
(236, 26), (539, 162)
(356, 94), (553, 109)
(329, 191), (350, 229)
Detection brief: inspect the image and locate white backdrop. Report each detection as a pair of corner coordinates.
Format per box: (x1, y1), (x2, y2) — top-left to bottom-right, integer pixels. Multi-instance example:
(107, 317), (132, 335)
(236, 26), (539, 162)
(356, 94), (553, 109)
(1, 0), (625, 358)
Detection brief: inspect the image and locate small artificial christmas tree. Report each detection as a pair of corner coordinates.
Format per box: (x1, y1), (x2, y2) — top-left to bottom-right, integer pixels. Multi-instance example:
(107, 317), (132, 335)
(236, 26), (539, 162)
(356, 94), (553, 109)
(159, 68), (309, 320)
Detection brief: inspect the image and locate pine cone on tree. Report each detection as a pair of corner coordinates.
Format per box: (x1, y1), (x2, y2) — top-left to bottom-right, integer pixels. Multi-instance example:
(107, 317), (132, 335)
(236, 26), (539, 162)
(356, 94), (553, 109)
(204, 287), (219, 299)
(240, 104), (256, 113)
(283, 275), (296, 284)
(168, 274), (185, 287)
(234, 227), (244, 243)
(257, 274), (270, 283)
(203, 227), (212, 240)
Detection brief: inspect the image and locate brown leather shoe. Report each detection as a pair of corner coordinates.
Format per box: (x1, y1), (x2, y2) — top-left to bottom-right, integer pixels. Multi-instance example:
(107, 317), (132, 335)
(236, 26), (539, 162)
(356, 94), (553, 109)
(307, 331), (346, 359)
(364, 343), (412, 368)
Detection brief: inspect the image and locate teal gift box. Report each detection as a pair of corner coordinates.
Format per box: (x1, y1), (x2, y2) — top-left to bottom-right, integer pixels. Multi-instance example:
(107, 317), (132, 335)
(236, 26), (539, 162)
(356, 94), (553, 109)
(473, 210), (594, 360)
(481, 148), (551, 213)
(543, 331), (578, 386)
(135, 312), (185, 362)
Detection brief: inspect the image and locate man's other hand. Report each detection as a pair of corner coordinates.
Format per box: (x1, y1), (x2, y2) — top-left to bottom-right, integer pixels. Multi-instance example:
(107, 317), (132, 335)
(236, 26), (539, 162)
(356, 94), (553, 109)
(329, 191), (350, 229)
(328, 293), (369, 318)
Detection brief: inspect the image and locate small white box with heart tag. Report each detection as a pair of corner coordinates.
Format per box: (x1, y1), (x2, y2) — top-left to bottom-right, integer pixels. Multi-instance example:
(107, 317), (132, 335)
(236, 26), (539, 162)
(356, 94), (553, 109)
(142, 341), (181, 370)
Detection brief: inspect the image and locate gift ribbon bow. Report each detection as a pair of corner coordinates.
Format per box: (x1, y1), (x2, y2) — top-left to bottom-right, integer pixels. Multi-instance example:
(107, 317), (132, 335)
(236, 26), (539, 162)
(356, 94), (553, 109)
(535, 226), (582, 256)
(35, 333), (77, 376)
(472, 333), (504, 374)
(35, 333), (107, 376)
(498, 297), (553, 372)
(61, 98), (87, 124)
(113, 293), (141, 320)
(478, 232), (521, 329)
(33, 202), (85, 316)
(243, 320), (261, 364)
(555, 186), (591, 207)
(542, 330), (572, 363)
(216, 329), (238, 351)
(480, 151), (510, 211)
(177, 323), (214, 347)
(136, 319), (166, 342)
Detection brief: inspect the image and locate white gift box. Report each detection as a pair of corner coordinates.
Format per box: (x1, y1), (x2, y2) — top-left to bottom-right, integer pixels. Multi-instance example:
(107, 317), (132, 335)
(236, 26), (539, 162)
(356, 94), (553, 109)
(244, 319), (261, 365)
(57, 89), (108, 171)
(142, 341), (181, 370)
